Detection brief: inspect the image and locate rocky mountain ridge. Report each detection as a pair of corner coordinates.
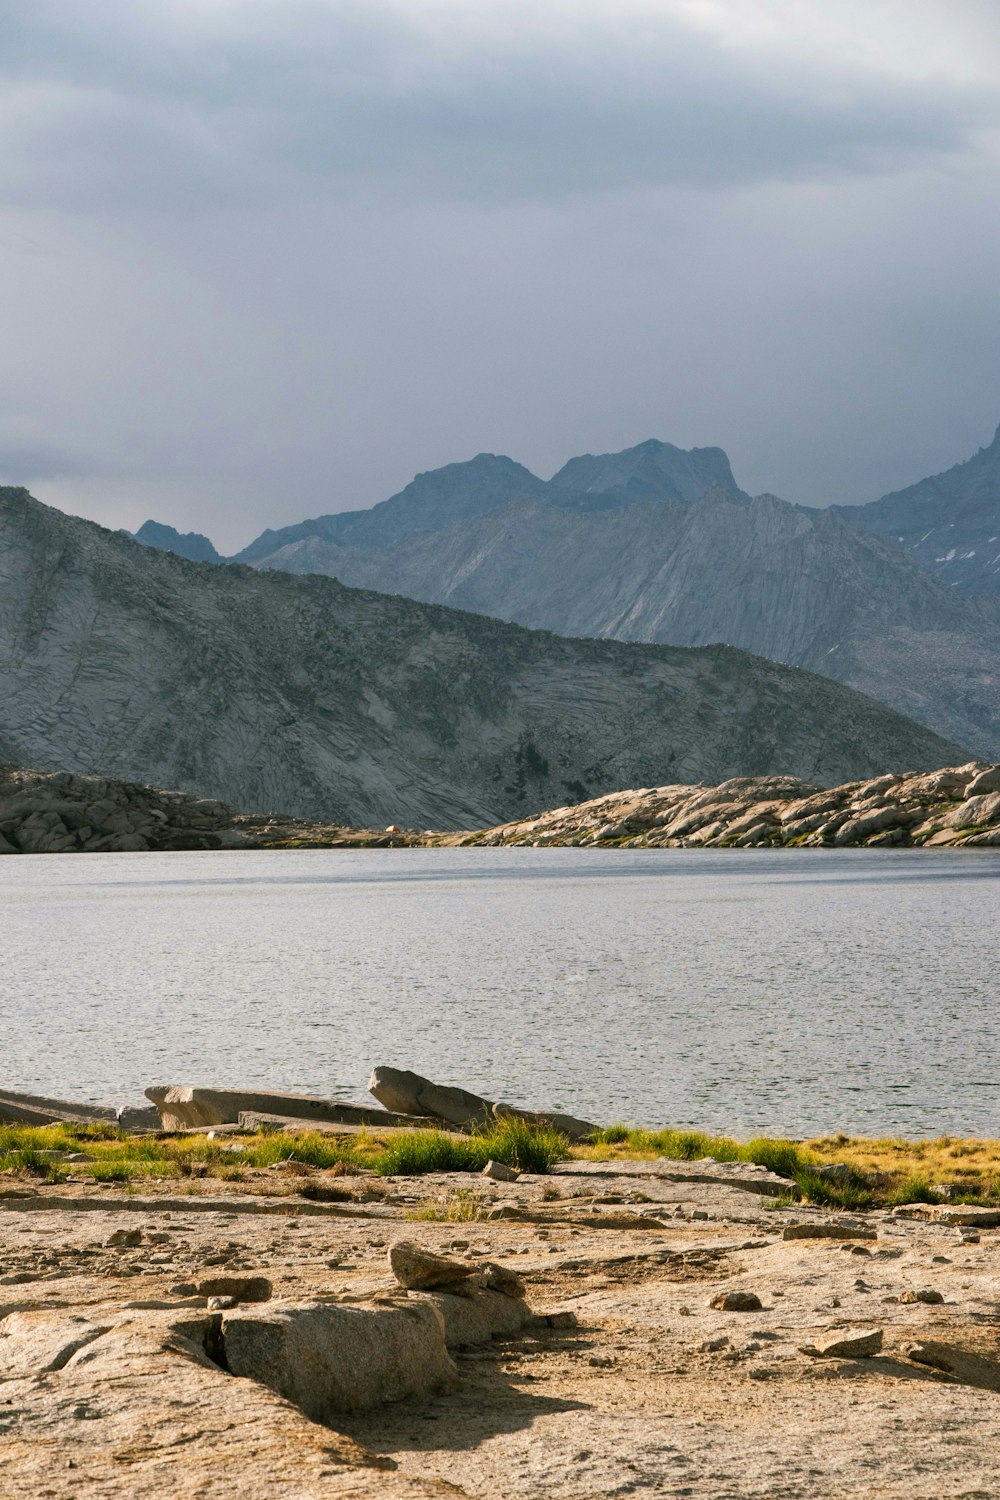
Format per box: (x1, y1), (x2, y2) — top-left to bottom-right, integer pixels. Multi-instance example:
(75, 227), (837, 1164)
(2, 759), (997, 854)
(1, 485), (956, 830)
(835, 424), (1000, 595)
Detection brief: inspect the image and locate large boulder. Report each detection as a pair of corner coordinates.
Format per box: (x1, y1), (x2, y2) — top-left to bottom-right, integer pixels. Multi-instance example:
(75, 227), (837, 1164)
(144, 1085), (430, 1132)
(368, 1066), (598, 1141)
(220, 1302), (457, 1418)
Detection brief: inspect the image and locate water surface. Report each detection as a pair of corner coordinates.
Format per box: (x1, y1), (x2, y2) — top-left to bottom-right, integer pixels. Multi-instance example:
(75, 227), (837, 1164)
(2, 848), (998, 1137)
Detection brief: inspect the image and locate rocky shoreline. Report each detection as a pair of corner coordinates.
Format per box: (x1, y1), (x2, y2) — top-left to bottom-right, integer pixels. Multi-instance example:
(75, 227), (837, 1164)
(1, 759), (999, 854)
(3, 1074), (1000, 1496)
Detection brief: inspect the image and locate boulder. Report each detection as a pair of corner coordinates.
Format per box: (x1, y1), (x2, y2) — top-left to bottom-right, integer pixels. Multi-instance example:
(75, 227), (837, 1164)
(965, 765), (1000, 798)
(220, 1301), (457, 1418)
(802, 1328), (883, 1359)
(388, 1241), (479, 1292)
(368, 1066), (598, 1141)
(144, 1085), (429, 1132)
(709, 1292), (762, 1312)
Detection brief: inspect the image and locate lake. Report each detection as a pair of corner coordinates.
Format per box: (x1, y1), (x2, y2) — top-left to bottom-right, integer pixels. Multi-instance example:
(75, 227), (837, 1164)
(2, 847), (998, 1138)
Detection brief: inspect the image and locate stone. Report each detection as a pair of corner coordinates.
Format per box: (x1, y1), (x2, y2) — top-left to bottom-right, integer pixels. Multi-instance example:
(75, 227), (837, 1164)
(482, 1158), (520, 1182)
(906, 1341), (1000, 1391)
(368, 1065), (598, 1141)
(546, 1310), (578, 1329)
(802, 1329), (883, 1359)
(965, 765), (1000, 798)
(710, 1292), (763, 1312)
(478, 1262), (526, 1299)
(144, 1084), (427, 1132)
(899, 1288), (944, 1305)
(221, 1301), (458, 1418)
(0, 1088), (117, 1127)
(387, 1241), (479, 1292)
(783, 1222), (877, 1242)
(196, 1276), (272, 1304)
(107, 1229), (143, 1248)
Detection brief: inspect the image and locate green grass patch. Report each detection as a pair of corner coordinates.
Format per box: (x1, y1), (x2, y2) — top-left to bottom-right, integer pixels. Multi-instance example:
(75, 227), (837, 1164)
(584, 1126), (875, 1208)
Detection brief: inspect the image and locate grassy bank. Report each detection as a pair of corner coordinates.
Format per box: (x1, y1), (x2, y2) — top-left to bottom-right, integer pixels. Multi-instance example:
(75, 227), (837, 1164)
(2, 1119), (998, 1208)
(0, 1115), (569, 1186)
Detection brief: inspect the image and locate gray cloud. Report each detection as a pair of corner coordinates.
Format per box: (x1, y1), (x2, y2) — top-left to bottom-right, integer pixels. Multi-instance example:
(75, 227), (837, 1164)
(0, 2), (998, 551)
(0, 1), (992, 215)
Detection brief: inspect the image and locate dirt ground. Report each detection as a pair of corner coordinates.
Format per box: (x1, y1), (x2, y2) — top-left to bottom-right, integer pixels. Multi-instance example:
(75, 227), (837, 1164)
(1, 1156), (998, 1499)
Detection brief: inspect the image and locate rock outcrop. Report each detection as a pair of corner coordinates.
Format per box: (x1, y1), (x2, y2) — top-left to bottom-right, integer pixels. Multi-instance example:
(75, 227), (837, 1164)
(461, 762), (1000, 849)
(368, 1066), (599, 1142)
(2, 760), (998, 854)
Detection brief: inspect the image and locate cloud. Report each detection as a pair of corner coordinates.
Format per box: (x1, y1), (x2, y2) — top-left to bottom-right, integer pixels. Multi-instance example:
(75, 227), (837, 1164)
(0, 0), (993, 214)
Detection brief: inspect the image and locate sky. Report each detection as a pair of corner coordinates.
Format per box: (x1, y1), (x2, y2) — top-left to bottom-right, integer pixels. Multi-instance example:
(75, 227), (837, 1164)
(1, 0), (999, 552)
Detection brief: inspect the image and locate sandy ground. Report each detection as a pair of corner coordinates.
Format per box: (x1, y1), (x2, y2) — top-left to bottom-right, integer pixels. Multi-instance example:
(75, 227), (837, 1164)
(1, 1158), (998, 1499)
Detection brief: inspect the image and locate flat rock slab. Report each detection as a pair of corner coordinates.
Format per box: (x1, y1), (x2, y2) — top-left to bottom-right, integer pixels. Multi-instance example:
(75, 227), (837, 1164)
(0, 1088), (118, 1126)
(552, 1158), (796, 1198)
(906, 1341), (1000, 1392)
(783, 1221), (877, 1242)
(803, 1328), (883, 1359)
(145, 1085), (430, 1132)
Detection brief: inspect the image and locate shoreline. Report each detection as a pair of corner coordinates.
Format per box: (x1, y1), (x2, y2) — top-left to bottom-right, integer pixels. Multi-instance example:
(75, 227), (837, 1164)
(2, 758), (1000, 853)
(4, 1108), (1000, 1496)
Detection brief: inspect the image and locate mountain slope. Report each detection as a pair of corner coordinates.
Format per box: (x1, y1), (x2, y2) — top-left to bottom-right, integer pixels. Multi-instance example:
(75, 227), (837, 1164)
(836, 425), (1000, 595)
(253, 487), (1000, 757)
(0, 485), (961, 827)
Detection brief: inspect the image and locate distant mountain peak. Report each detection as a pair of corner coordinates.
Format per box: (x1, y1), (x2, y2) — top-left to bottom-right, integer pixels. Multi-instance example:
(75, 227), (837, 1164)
(134, 520), (222, 564)
(549, 438), (749, 506)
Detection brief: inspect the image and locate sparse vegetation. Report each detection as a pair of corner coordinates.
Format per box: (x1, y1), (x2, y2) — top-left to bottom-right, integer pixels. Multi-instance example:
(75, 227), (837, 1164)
(2, 1119), (997, 1207)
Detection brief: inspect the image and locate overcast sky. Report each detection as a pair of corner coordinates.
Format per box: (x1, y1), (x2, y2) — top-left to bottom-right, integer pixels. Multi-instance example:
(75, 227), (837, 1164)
(2, 0), (999, 551)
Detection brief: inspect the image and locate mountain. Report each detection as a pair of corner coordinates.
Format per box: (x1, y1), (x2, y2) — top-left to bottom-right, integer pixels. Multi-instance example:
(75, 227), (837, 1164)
(549, 438), (749, 507)
(133, 519), (223, 563)
(835, 425), (1000, 595)
(0, 485), (960, 828)
(227, 439), (748, 563)
(233, 453), (547, 563)
(250, 486), (1000, 758)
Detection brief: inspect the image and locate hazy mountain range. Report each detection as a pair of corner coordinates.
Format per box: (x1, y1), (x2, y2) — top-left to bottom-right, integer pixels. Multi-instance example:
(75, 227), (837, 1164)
(135, 429), (1000, 756)
(0, 485), (960, 828)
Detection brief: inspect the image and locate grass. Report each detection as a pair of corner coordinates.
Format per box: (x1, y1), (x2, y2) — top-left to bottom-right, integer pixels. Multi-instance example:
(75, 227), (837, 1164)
(4, 1117), (995, 1209)
(406, 1189), (491, 1222)
(0, 1115), (569, 1186)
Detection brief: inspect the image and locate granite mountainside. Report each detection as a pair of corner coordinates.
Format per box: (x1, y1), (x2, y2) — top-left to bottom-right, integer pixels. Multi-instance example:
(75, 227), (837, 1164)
(0, 485), (961, 829)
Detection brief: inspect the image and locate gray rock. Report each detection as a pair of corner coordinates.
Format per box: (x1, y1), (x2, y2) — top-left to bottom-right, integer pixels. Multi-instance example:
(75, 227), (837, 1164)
(783, 1222), (877, 1242)
(802, 1328), (883, 1359)
(710, 1292), (763, 1312)
(196, 1276), (272, 1304)
(387, 1241), (479, 1292)
(145, 1084), (423, 1132)
(368, 1065), (598, 1141)
(482, 1159), (520, 1182)
(220, 1301), (457, 1418)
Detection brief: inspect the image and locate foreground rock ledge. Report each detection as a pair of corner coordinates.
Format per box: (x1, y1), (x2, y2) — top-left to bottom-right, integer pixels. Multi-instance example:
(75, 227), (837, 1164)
(1, 759), (999, 853)
(3, 1159), (1000, 1497)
